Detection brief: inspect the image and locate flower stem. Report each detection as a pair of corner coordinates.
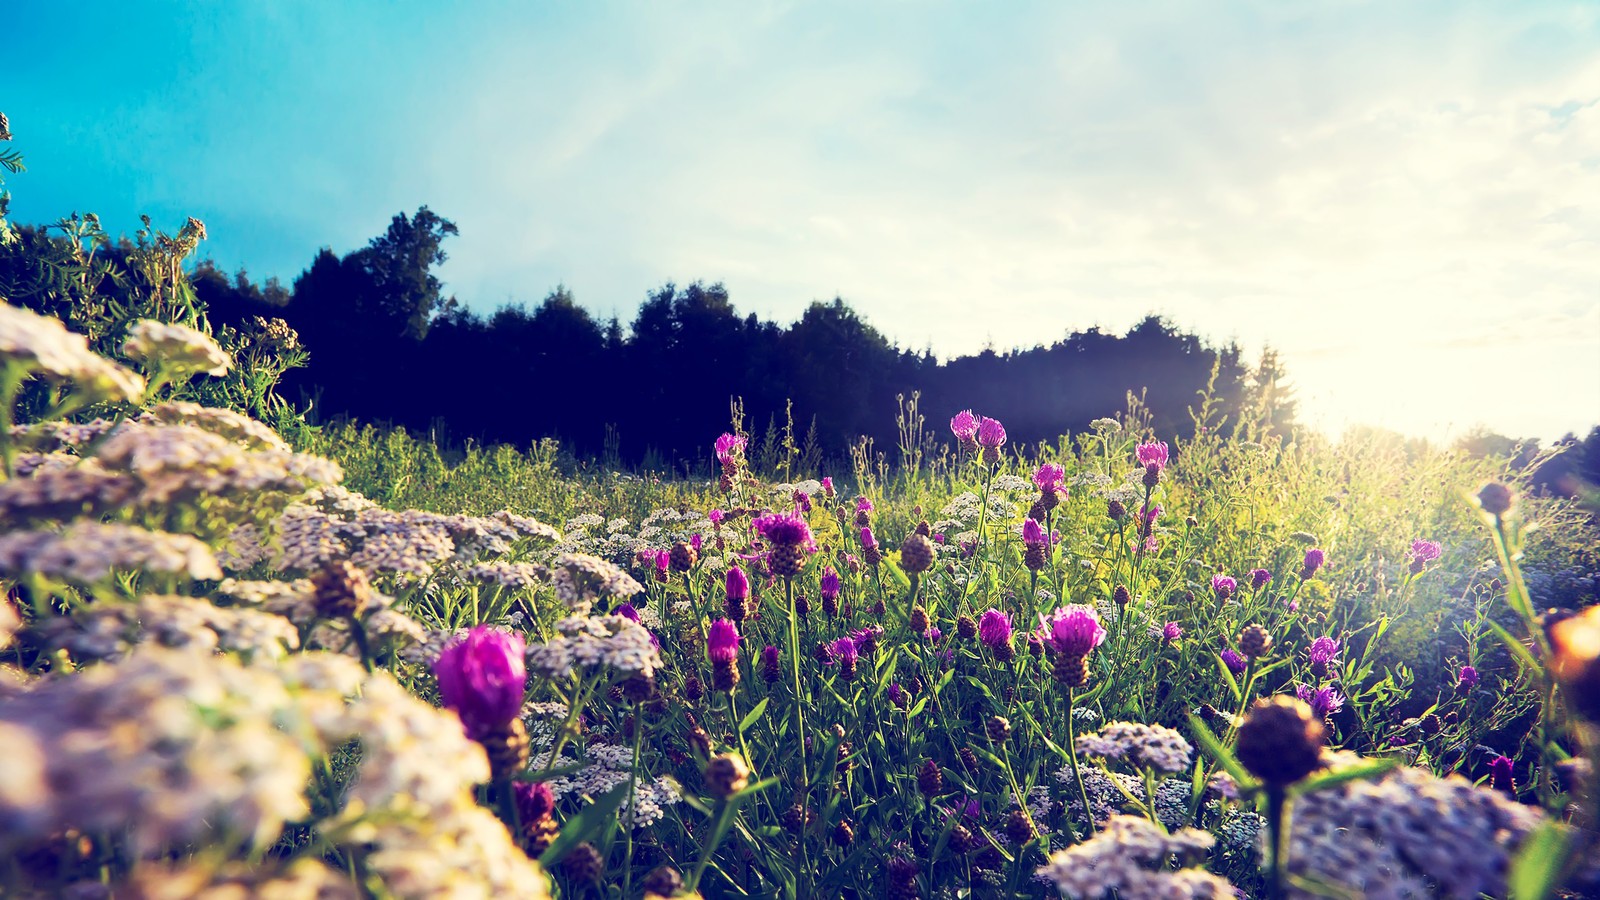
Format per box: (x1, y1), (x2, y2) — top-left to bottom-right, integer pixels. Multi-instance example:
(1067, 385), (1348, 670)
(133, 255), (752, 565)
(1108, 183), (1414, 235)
(1067, 687), (1096, 838)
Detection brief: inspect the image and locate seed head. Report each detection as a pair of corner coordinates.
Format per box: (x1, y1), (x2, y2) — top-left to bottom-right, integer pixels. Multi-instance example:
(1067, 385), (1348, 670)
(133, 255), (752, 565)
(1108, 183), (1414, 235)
(1236, 696), (1326, 787)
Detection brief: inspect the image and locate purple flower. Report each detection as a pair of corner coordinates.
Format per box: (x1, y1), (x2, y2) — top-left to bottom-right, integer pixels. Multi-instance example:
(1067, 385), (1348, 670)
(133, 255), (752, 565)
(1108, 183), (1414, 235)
(514, 781), (555, 823)
(1301, 548), (1326, 579)
(888, 681), (907, 706)
(434, 627), (527, 740)
(951, 409), (979, 442)
(654, 549), (670, 577)
(725, 566), (750, 602)
(691, 532), (703, 554)
(1022, 517), (1046, 546)
(1307, 636), (1341, 665)
(1489, 754), (1515, 792)
(1142, 503), (1162, 524)
(856, 496), (874, 514)
(1409, 540), (1443, 563)
(816, 565), (840, 602)
(1295, 683), (1345, 719)
(1039, 605), (1107, 657)
(714, 433), (747, 464)
(708, 619), (740, 664)
(793, 489), (813, 513)
(1211, 574), (1237, 600)
(613, 603), (641, 623)
(976, 417), (1007, 449)
(828, 636), (860, 666)
(851, 625), (884, 653)
(708, 508), (725, 526)
(932, 532), (946, 544)
(1159, 621), (1183, 643)
(1220, 647), (1247, 674)
(1136, 441), (1170, 471)
(821, 476), (835, 499)
(1034, 463), (1066, 494)
(754, 511), (812, 547)
(762, 644), (780, 669)
(1250, 568), (1272, 590)
(978, 608), (1013, 650)
(860, 526), (879, 551)
(1457, 665), (1479, 690)
(926, 626), (943, 644)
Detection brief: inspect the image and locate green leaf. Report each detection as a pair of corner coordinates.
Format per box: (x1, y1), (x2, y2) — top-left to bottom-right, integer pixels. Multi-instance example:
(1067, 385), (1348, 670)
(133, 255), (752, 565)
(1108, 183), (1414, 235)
(1294, 757), (1400, 795)
(539, 781), (631, 866)
(1187, 713), (1252, 787)
(739, 697), (770, 734)
(1508, 820), (1573, 900)
(1486, 619), (1540, 678)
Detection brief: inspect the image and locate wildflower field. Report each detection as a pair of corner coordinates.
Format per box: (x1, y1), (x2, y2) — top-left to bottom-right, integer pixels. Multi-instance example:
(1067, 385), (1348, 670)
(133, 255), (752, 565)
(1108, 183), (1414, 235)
(0, 112), (1598, 898)
(0, 284), (1597, 900)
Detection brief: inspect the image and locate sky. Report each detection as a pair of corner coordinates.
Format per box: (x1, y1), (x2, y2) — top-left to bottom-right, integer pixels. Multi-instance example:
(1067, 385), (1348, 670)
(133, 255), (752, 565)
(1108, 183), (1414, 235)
(7, 0), (1599, 442)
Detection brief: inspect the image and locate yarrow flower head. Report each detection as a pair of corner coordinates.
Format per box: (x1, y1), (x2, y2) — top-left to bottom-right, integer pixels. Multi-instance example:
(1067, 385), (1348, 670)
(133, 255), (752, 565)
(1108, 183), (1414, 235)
(950, 409), (979, 443)
(1040, 605), (1107, 657)
(123, 320), (232, 378)
(1307, 636), (1341, 665)
(978, 608), (1013, 650)
(1295, 683), (1346, 720)
(1033, 462), (1066, 494)
(1076, 721), (1195, 774)
(714, 433), (746, 464)
(1302, 547), (1326, 579)
(434, 627), (527, 740)
(1135, 441), (1169, 471)
(707, 619), (740, 665)
(1250, 568), (1273, 589)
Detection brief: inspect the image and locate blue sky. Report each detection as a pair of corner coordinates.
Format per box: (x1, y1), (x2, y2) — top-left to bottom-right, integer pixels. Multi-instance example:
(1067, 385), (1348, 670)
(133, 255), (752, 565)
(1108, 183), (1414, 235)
(7, 0), (1599, 441)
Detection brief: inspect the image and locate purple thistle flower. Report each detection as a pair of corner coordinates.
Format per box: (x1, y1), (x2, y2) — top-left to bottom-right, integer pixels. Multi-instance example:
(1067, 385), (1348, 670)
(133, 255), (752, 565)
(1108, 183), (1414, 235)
(821, 476), (835, 499)
(1220, 647), (1247, 674)
(1458, 665), (1479, 690)
(654, 549), (670, 577)
(1034, 462), (1066, 494)
(1307, 636), (1341, 665)
(850, 626), (884, 654)
(1250, 568), (1272, 590)
(514, 781), (555, 823)
(613, 603), (641, 623)
(820, 565), (841, 602)
(950, 409), (979, 442)
(1136, 441), (1170, 471)
(762, 643), (780, 669)
(754, 511), (812, 547)
(1160, 621), (1183, 643)
(976, 416), (1007, 449)
(708, 619), (740, 664)
(1408, 539), (1443, 563)
(725, 566), (750, 602)
(888, 681), (907, 706)
(1022, 517), (1046, 546)
(434, 627), (527, 741)
(1212, 574), (1237, 600)
(794, 489), (813, 513)
(1295, 683), (1346, 719)
(856, 496), (874, 514)
(860, 526), (879, 551)
(828, 636), (860, 666)
(708, 508), (725, 526)
(926, 625), (943, 644)
(691, 532), (703, 554)
(1489, 754), (1515, 793)
(714, 433), (747, 464)
(1142, 503), (1162, 524)
(1301, 548), (1326, 579)
(1039, 605), (1107, 657)
(932, 532), (946, 544)
(978, 608), (1013, 650)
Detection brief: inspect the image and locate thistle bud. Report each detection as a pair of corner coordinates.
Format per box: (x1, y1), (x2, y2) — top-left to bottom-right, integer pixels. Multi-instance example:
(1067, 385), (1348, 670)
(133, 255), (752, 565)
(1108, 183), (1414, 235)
(957, 614), (978, 640)
(917, 758), (943, 796)
(312, 560), (372, 619)
(1005, 809), (1036, 844)
(901, 533), (935, 574)
(986, 715), (1011, 743)
(1236, 696), (1326, 787)
(669, 539), (697, 572)
(1239, 624), (1273, 659)
(562, 842), (605, 885)
(1477, 482), (1514, 517)
(706, 752), (751, 798)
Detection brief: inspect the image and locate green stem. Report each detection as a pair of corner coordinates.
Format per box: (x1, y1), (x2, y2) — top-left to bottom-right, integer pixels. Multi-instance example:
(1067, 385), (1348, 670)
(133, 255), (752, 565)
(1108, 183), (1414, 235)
(622, 699), (645, 898)
(1066, 687), (1096, 838)
(1265, 786), (1291, 900)
(784, 576), (810, 888)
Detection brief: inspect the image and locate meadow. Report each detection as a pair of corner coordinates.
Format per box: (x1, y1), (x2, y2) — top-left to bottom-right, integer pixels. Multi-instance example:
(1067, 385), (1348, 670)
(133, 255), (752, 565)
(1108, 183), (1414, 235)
(0, 196), (1597, 898)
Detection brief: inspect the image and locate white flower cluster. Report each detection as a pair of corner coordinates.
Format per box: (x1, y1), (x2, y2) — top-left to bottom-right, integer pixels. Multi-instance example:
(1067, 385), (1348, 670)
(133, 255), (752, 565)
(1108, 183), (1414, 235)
(37, 593), (300, 662)
(139, 401), (289, 451)
(1090, 417), (1122, 432)
(1035, 815), (1234, 899)
(937, 491), (1015, 526)
(217, 577), (317, 620)
(525, 614), (661, 679)
(464, 560), (549, 589)
(544, 740), (682, 829)
(0, 302), (144, 403)
(1285, 751), (1544, 899)
(215, 522), (271, 571)
(0, 461), (136, 523)
(9, 418), (117, 451)
(1076, 722), (1194, 774)
(0, 522), (222, 584)
(550, 552), (644, 612)
(93, 422), (342, 506)
(991, 474), (1034, 494)
(122, 319), (231, 377)
(1055, 764), (1143, 825)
